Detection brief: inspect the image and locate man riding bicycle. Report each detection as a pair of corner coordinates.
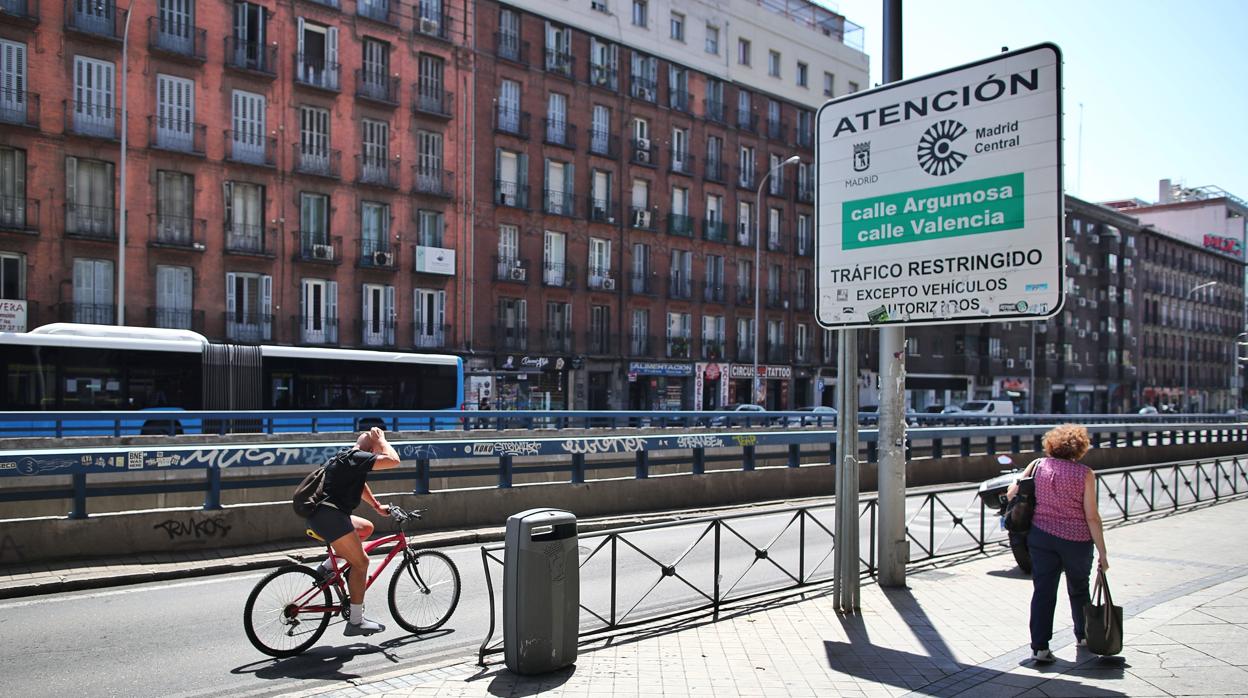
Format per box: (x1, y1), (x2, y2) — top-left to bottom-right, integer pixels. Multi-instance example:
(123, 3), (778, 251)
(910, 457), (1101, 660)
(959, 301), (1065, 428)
(306, 427), (401, 635)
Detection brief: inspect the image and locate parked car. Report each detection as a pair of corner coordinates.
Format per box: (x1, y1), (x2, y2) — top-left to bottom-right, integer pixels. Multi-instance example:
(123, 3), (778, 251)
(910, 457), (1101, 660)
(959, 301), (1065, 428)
(787, 405), (837, 426)
(1138, 405), (1159, 415)
(709, 403), (770, 427)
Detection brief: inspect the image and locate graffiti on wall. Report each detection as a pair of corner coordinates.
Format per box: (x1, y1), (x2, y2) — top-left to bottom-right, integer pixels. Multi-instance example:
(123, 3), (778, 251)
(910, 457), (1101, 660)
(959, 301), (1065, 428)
(152, 515), (233, 543)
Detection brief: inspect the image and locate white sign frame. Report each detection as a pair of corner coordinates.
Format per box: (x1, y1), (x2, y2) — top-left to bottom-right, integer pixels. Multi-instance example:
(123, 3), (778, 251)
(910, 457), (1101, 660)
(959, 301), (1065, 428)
(815, 43), (1064, 330)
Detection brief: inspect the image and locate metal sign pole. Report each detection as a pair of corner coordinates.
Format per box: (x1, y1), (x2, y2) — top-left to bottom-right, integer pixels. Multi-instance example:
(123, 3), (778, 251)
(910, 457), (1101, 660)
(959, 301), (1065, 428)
(833, 329), (859, 612)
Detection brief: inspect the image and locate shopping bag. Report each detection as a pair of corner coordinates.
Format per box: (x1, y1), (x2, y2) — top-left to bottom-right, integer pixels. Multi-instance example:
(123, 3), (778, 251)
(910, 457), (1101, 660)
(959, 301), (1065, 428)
(1083, 569), (1123, 655)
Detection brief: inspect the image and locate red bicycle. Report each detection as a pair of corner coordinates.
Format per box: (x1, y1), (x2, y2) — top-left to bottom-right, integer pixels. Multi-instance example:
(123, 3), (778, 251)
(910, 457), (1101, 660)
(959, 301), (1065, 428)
(243, 507), (461, 657)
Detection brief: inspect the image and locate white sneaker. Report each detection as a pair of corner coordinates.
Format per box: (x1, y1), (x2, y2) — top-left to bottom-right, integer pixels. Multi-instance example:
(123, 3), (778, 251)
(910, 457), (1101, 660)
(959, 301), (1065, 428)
(1032, 648), (1056, 664)
(1076, 638), (1088, 648)
(344, 617), (385, 636)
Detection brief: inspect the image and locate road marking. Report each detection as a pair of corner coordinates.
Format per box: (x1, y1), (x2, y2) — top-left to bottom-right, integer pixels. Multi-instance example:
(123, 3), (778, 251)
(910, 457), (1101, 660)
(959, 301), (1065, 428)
(0, 572), (266, 610)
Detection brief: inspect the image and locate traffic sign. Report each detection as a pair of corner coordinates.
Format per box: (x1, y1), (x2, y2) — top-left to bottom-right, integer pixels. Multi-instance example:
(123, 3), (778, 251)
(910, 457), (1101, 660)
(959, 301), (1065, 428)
(815, 44), (1063, 329)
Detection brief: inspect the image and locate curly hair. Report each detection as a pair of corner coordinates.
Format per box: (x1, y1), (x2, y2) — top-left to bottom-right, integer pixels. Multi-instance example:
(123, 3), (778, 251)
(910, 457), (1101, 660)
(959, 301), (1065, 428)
(1042, 424), (1091, 461)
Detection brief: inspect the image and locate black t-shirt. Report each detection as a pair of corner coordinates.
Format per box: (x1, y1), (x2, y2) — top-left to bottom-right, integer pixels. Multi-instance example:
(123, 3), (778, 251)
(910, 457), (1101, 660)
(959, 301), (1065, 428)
(321, 448), (379, 513)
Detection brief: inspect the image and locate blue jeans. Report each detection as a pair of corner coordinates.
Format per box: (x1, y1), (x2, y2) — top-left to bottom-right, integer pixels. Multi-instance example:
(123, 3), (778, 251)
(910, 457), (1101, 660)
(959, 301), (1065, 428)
(1028, 526), (1093, 650)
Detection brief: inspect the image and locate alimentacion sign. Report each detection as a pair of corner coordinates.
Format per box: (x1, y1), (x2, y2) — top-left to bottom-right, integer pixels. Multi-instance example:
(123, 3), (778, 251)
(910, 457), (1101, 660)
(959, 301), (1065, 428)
(816, 44), (1063, 329)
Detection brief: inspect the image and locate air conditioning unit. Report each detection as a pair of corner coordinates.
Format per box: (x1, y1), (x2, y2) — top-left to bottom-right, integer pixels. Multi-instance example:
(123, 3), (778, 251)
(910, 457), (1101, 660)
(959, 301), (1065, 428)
(419, 17), (440, 34)
(1078, 297), (1087, 307)
(601, 277), (616, 291)
(592, 68), (610, 85)
(635, 138), (652, 162)
(633, 209), (651, 228)
(509, 267), (527, 282)
(1006, 359), (1015, 368)
(312, 243), (334, 260)
(373, 250), (394, 267)
(501, 192), (516, 207)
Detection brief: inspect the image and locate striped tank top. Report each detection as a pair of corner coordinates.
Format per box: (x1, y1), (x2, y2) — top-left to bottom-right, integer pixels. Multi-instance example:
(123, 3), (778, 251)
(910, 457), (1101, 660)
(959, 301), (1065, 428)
(1031, 457), (1092, 542)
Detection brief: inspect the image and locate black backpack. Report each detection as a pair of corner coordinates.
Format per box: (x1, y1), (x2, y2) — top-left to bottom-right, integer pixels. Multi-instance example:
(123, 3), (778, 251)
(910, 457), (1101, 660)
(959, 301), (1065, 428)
(292, 448), (351, 518)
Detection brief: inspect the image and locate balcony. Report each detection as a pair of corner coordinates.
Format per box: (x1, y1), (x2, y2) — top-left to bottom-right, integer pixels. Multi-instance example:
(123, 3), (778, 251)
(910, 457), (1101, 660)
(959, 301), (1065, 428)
(667, 274), (693, 300)
(359, 319), (398, 348)
(669, 89), (692, 114)
(356, 0), (396, 25)
(766, 233), (785, 253)
(735, 223), (756, 248)
(589, 64), (618, 91)
(698, 338), (725, 361)
(542, 262), (576, 289)
(669, 149), (695, 176)
(355, 70), (399, 106)
(544, 49), (574, 78)
(631, 138), (658, 167)
(64, 0), (120, 40)
(588, 130), (620, 158)
(147, 16), (205, 62)
(629, 206), (656, 232)
(147, 307), (204, 332)
(0, 197), (39, 235)
(298, 0), (340, 9)
(543, 189), (576, 217)
(148, 213), (204, 250)
(735, 286), (753, 306)
(738, 167), (756, 190)
(737, 112), (758, 133)
(356, 155), (398, 189)
(413, 8), (452, 42)
(494, 256), (531, 284)
(628, 272), (657, 296)
(494, 180), (528, 209)
(148, 116), (206, 156)
(224, 37), (276, 77)
(766, 119), (788, 142)
(413, 84), (454, 119)
(412, 323), (451, 350)
(59, 302), (115, 325)
(412, 166), (454, 198)
(703, 218), (729, 243)
(666, 334), (692, 359)
(587, 197), (619, 225)
(585, 331), (616, 356)
(629, 334), (655, 357)
(294, 54), (340, 92)
(794, 292), (811, 312)
(703, 282), (728, 304)
(294, 316), (340, 346)
(796, 128), (814, 149)
(704, 158), (726, 183)
(586, 267), (615, 292)
(795, 182), (814, 204)
(495, 32), (528, 66)
(0, 0), (39, 24)
(493, 324), (529, 352)
(413, 245), (456, 276)
(224, 224), (273, 257)
(295, 231), (342, 265)
(704, 98), (726, 124)
(292, 145), (341, 178)
(542, 119), (577, 149)
(766, 343), (789, 363)
(225, 312), (273, 343)
(64, 101), (118, 140)
(359, 238), (398, 270)
(493, 108), (530, 138)
(64, 203), (115, 240)
(226, 130), (277, 167)
(630, 76), (657, 102)
(765, 288), (786, 309)
(667, 213), (694, 238)
(734, 340), (754, 362)
(768, 176), (786, 198)
(544, 329), (574, 353)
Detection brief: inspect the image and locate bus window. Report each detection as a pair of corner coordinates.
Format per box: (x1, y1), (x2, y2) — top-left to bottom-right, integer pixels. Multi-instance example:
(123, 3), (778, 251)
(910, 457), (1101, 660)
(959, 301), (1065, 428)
(271, 374), (293, 409)
(4, 362), (54, 409)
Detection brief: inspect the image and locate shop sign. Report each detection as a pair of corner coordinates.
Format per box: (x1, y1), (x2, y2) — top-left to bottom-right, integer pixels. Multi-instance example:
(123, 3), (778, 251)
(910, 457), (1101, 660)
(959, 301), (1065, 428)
(0, 299), (27, 332)
(705, 363), (721, 381)
(1000, 378), (1029, 392)
(628, 361), (692, 377)
(728, 364), (792, 380)
(414, 245), (456, 275)
(497, 355), (567, 371)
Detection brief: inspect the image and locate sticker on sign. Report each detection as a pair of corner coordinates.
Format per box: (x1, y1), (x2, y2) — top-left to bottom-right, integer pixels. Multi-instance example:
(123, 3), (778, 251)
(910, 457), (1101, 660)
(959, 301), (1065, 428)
(815, 43), (1063, 329)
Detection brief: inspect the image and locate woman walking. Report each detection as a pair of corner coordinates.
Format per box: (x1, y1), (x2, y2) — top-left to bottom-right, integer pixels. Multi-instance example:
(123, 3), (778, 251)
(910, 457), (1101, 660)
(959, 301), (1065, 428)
(1008, 424), (1109, 663)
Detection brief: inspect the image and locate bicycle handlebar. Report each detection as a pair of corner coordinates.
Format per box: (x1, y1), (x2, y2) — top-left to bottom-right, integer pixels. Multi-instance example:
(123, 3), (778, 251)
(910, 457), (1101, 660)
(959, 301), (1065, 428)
(388, 506), (424, 523)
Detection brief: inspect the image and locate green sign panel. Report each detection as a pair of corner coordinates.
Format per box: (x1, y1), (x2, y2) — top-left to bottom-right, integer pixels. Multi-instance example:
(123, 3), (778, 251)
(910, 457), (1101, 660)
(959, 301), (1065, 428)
(842, 173), (1025, 250)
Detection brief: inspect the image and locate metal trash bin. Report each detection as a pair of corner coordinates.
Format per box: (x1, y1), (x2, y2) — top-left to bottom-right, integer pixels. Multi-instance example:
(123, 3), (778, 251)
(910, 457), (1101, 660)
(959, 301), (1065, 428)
(503, 508), (579, 675)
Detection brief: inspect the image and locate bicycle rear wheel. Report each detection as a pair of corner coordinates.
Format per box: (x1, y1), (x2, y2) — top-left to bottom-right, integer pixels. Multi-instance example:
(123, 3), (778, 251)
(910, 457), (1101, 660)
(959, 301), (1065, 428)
(244, 565), (334, 657)
(388, 550), (461, 633)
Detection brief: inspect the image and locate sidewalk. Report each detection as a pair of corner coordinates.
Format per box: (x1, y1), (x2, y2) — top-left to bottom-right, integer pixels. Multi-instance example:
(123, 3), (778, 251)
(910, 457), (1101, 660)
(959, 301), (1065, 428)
(305, 497), (1248, 698)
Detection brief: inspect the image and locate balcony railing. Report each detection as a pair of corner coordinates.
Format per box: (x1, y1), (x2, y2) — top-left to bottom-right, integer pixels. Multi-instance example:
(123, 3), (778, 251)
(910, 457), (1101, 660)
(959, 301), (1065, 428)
(542, 262), (576, 289)
(796, 128), (814, 149)
(666, 213), (694, 237)
(766, 119), (788, 141)
(147, 307), (204, 332)
(0, 197), (39, 234)
(412, 166), (454, 198)
(356, 0), (396, 25)
(493, 108), (530, 138)
(629, 206), (656, 231)
(64, 100), (118, 140)
(543, 189), (576, 217)
(795, 235), (814, 257)
(0, 0), (39, 23)
(148, 116), (206, 155)
(669, 149), (695, 176)
(588, 131), (620, 158)
(413, 84), (454, 119)
(589, 64), (618, 91)
(585, 331), (616, 356)
(413, 8), (452, 41)
(738, 167), (756, 189)
(494, 180), (528, 209)
(666, 334), (692, 359)
(704, 97), (725, 123)
(224, 37), (277, 76)
(736, 223), (756, 248)
(765, 288), (786, 309)
(629, 334), (655, 357)
(667, 274), (693, 300)
(293, 145), (341, 178)
(493, 324), (529, 351)
(767, 233), (785, 253)
(296, 231), (342, 264)
(766, 342), (789, 363)
(795, 182), (814, 204)
(295, 53), (341, 91)
(587, 197), (619, 224)
(631, 138), (658, 167)
(701, 338), (727, 361)
(359, 319), (398, 348)
(669, 89), (692, 113)
(226, 130), (277, 167)
(734, 340), (754, 362)
(703, 219), (729, 243)
(628, 272), (657, 296)
(359, 237), (398, 270)
(737, 112), (758, 133)
(356, 70), (399, 106)
(495, 256), (530, 284)
(544, 49), (574, 78)
(60, 302), (115, 325)
(794, 292), (811, 312)
(543, 119), (577, 149)
(495, 32), (528, 65)
(630, 76), (657, 102)
(224, 224), (272, 256)
(735, 286), (753, 306)
(544, 330), (574, 353)
(412, 323), (450, 350)
(65, 0), (120, 39)
(703, 282), (727, 304)
(294, 316), (340, 346)
(0, 86), (38, 128)
(64, 203), (115, 240)
(768, 175), (786, 197)
(225, 312), (273, 343)
(704, 158), (725, 183)
(356, 155), (398, 188)
(147, 16), (206, 61)
(586, 267), (615, 291)
(148, 213), (204, 250)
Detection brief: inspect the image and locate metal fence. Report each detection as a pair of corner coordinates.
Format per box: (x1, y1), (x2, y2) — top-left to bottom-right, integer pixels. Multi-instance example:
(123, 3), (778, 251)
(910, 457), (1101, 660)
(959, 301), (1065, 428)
(476, 454), (1248, 663)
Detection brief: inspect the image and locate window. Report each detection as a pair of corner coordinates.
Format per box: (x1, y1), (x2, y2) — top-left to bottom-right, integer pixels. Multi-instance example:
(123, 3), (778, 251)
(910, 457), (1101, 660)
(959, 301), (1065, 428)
(702, 315), (725, 359)
(412, 288), (445, 348)
(498, 224), (519, 265)
(705, 24), (719, 54)
(668, 66), (689, 111)
(823, 71), (834, 97)
(796, 214), (811, 255)
(631, 309), (649, 353)
(72, 55), (116, 137)
(589, 305), (610, 352)
(705, 79), (724, 121)
(796, 61), (808, 87)
(298, 105), (331, 174)
(671, 127), (689, 170)
(65, 156), (115, 237)
(666, 311), (691, 358)
(590, 105), (611, 154)
(631, 53), (657, 101)
(498, 298), (528, 349)
(589, 237), (611, 287)
(230, 89), (267, 164)
(632, 0), (647, 27)
(498, 9), (520, 61)
(544, 21), (571, 75)
(230, 1), (268, 70)
(795, 324), (809, 361)
(155, 74), (195, 151)
(0, 38), (29, 125)
(848, 81), (860, 93)
(0, 146), (27, 229)
(591, 0), (608, 13)
(0, 252), (25, 300)
(155, 170), (193, 245)
(224, 180), (265, 252)
(416, 209), (444, 247)
(361, 118), (390, 183)
(591, 169), (612, 220)
(496, 148), (527, 206)
(546, 92), (568, 144)
(415, 130), (443, 191)
(738, 145), (755, 187)
(361, 283), (395, 346)
(360, 201), (390, 260)
(417, 53), (446, 114)
(299, 193), (329, 256)
(737, 38), (750, 65)
(737, 201), (753, 245)
(631, 242), (649, 292)
(360, 39), (391, 101)
(544, 158), (574, 215)
(497, 78), (520, 132)
(547, 301), (572, 350)
(768, 50), (780, 77)
(72, 258), (114, 324)
(589, 38), (618, 89)
(737, 88), (752, 128)
(543, 230), (567, 285)
(295, 278), (335, 343)
(670, 12), (684, 41)
(295, 18), (339, 90)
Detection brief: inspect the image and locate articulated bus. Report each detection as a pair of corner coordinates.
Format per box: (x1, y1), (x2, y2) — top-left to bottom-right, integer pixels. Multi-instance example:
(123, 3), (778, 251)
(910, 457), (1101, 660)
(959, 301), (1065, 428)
(0, 324), (464, 436)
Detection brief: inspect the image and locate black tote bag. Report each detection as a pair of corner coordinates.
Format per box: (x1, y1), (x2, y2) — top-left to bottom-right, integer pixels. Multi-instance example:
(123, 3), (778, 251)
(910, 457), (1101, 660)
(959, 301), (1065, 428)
(1084, 569), (1123, 656)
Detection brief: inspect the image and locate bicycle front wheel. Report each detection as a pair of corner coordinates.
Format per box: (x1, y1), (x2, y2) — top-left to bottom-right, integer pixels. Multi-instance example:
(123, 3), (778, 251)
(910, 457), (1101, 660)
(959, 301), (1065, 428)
(388, 550), (461, 633)
(244, 565), (333, 657)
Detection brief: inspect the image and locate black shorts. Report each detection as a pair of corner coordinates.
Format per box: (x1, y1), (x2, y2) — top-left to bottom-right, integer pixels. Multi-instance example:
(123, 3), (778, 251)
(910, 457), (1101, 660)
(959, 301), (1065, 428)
(307, 504), (355, 543)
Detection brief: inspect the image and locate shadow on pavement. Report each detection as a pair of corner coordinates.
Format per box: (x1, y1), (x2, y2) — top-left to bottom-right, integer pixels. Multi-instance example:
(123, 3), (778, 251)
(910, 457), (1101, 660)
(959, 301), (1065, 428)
(484, 664), (577, 697)
(230, 629), (453, 682)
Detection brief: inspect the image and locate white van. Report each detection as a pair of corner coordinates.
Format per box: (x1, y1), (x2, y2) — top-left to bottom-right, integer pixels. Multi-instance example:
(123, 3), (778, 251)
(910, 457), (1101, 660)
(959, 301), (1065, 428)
(958, 400), (1015, 420)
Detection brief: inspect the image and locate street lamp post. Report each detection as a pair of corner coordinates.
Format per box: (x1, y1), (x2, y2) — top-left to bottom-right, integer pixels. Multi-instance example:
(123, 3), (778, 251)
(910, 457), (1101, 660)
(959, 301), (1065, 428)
(753, 155), (801, 405)
(117, 3), (134, 325)
(1183, 281), (1218, 412)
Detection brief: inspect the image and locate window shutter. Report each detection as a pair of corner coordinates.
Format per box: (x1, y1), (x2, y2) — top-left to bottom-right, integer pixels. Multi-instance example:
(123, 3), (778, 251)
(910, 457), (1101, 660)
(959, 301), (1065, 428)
(518, 153), (528, 190)
(64, 156), (78, 231)
(327, 280), (338, 322)
(225, 272), (236, 320)
(327, 25), (339, 73)
(260, 275), (273, 333)
(564, 163), (574, 201)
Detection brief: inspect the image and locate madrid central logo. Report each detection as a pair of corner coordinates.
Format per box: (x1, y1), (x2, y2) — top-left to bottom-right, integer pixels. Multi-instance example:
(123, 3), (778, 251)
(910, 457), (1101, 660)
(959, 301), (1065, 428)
(917, 119), (968, 176)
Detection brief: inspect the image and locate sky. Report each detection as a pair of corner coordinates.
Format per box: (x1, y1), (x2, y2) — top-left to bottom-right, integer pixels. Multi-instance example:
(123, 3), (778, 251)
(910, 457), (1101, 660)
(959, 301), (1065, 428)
(824, 0), (1248, 205)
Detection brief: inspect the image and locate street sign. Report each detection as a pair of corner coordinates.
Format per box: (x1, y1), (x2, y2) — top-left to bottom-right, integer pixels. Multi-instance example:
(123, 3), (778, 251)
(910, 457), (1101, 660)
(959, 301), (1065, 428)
(815, 44), (1063, 329)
